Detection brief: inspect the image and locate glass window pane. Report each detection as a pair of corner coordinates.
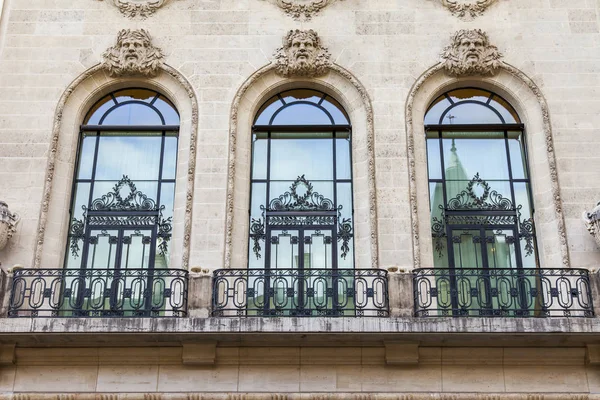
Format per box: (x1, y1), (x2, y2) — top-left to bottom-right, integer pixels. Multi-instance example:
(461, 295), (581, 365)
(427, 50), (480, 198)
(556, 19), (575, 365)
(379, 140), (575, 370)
(95, 136), (162, 180)
(252, 136), (268, 180)
(442, 103), (503, 125)
(427, 138), (442, 180)
(154, 97), (180, 125)
(514, 182), (533, 221)
(162, 136), (178, 180)
(322, 97), (349, 125)
(271, 104), (332, 125)
(508, 134), (527, 179)
(71, 182), (91, 221)
(113, 88), (157, 104)
(85, 99), (116, 125)
(77, 135), (97, 179)
(429, 181), (444, 219)
(160, 182), (175, 220)
(447, 88), (491, 104)
(425, 96), (451, 125)
(442, 137), (509, 180)
(270, 137), (333, 181)
(269, 181), (334, 205)
(445, 180), (512, 207)
(255, 97), (283, 125)
(337, 183), (352, 221)
(101, 103), (163, 125)
(91, 181), (158, 207)
(490, 95), (520, 123)
(336, 138), (351, 180)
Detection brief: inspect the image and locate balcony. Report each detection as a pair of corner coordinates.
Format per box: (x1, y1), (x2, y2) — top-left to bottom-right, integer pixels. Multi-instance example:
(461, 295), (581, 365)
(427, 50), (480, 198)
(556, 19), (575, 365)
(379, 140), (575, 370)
(211, 268), (390, 317)
(413, 268), (594, 318)
(7, 268), (188, 317)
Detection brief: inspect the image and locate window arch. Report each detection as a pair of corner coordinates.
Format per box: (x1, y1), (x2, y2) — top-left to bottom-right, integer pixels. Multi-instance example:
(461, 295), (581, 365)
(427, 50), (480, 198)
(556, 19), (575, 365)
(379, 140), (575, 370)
(425, 88), (540, 314)
(64, 88), (180, 316)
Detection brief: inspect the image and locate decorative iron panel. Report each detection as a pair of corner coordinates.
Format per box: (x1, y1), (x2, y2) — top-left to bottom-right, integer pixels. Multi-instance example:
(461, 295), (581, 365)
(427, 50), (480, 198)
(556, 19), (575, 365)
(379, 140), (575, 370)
(413, 268), (594, 317)
(8, 268), (188, 317)
(212, 268), (389, 317)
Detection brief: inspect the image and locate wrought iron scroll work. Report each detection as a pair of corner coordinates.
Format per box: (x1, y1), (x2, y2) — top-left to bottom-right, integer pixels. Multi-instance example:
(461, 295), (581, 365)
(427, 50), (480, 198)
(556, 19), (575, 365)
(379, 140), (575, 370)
(69, 175), (172, 258)
(431, 173), (534, 258)
(250, 175), (353, 259)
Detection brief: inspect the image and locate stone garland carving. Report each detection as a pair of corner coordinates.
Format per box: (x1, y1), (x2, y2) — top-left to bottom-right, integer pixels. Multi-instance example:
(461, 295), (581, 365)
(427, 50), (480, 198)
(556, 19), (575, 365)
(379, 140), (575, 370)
(102, 29), (164, 78)
(98, 0), (171, 18)
(583, 202), (600, 249)
(0, 201), (19, 251)
(441, 29), (502, 77)
(34, 31), (198, 270)
(225, 30), (379, 270)
(273, 29), (332, 78)
(405, 29), (570, 269)
(264, 0), (342, 20)
(440, 0), (498, 20)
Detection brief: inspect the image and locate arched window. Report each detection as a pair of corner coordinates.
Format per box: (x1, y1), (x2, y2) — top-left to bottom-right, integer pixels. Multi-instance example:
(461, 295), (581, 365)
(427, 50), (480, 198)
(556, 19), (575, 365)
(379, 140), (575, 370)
(248, 89), (354, 314)
(64, 88), (180, 315)
(425, 88), (539, 314)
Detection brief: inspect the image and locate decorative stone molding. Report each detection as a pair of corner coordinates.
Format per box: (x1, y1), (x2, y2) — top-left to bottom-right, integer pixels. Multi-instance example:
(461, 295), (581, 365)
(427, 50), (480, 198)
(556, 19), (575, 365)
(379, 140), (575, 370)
(440, 0), (498, 20)
(406, 31), (570, 269)
(583, 202), (600, 248)
(0, 201), (19, 251)
(181, 342), (216, 365)
(384, 342), (419, 365)
(265, 0), (342, 20)
(102, 29), (164, 78)
(273, 30), (332, 78)
(441, 29), (503, 77)
(98, 0), (171, 18)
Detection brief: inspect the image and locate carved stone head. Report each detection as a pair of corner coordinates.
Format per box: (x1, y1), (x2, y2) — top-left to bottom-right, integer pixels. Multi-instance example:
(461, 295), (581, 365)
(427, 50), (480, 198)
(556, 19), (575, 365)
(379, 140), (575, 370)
(100, 0), (169, 18)
(273, 29), (331, 78)
(102, 29), (164, 78)
(441, 29), (503, 77)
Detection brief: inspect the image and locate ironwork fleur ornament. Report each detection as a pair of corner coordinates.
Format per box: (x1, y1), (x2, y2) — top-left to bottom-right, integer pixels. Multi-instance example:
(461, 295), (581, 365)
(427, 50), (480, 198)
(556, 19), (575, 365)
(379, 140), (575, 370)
(98, 0), (171, 18)
(273, 30), (332, 78)
(0, 201), (20, 251)
(583, 202), (600, 249)
(441, 29), (503, 77)
(440, 0), (498, 20)
(102, 29), (164, 78)
(265, 0), (342, 20)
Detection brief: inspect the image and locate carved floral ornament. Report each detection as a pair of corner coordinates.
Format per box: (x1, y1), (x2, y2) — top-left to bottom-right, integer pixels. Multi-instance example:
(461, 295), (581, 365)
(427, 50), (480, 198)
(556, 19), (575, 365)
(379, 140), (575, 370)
(273, 29), (332, 78)
(264, 0), (343, 20)
(583, 203), (600, 249)
(97, 0), (171, 18)
(0, 201), (20, 251)
(440, 0), (498, 19)
(441, 29), (503, 77)
(101, 29), (164, 78)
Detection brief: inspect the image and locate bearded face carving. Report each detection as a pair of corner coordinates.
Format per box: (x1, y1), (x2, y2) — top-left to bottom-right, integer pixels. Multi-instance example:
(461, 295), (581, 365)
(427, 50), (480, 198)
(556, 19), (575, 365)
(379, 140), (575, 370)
(273, 30), (332, 78)
(99, 0), (169, 18)
(440, 0), (498, 19)
(102, 29), (164, 78)
(441, 29), (503, 77)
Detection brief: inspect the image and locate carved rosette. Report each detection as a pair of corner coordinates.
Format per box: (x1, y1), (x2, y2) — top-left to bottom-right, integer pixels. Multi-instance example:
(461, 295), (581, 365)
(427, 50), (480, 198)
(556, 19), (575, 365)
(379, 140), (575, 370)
(98, 0), (170, 18)
(583, 203), (600, 249)
(273, 29), (332, 78)
(268, 0), (341, 20)
(441, 29), (503, 77)
(0, 201), (20, 251)
(101, 29), (164, 78)
(440, 0), (498, 19)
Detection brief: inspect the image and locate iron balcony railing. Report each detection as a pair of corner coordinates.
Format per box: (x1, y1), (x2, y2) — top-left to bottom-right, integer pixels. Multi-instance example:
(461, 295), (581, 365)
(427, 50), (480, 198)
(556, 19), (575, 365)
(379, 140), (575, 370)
(8, 268), (188, 317)
(212, 268), (389, 317)
(413, 268), (594, 318)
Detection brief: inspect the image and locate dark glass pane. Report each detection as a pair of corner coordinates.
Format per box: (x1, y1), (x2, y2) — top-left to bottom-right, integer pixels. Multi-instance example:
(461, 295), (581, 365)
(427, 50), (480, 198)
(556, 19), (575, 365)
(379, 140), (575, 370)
(77, 135), (97, 179)
(427, 138), (442, 180)
(271, 103), (332, 125)
(490, 95), (520, 123)
(101, 103), (163, 125)
(251, 136), (268, 180)
(508, 134), (527, 179)
(270, 137), (333, 181)
(95, 135), (162, 180)
(442, 137), (509, 180)
(154, 97), (180, 125)
(160, 182), (175, 221)
(336, 138), (352, 179)
(162, 136), (178, 180)
(429, 181), (444, 220)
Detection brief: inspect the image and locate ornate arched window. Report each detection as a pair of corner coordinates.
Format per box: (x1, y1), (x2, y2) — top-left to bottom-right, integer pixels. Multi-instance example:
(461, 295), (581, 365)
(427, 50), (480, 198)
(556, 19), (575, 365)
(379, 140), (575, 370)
(63, 88), (181, 316)
(425, 88), (539, 314)
(247, 89), (354, 314)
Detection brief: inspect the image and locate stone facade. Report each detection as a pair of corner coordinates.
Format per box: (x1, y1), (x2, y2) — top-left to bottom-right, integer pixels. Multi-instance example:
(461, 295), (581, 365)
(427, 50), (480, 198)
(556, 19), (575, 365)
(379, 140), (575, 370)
(0, 0), (600, 397)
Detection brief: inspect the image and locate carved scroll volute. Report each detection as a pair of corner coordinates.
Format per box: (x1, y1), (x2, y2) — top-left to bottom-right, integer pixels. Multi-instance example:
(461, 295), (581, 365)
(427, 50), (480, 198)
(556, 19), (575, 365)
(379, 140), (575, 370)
(0, 201), (20, 251)
(272, 29), (332, 78)
(441, 29), (503, 77)
(101, 29), (164, 78)
(583, 202), (600, 249)
(440, 0), (498, 20)
(98, 0), (170, 18)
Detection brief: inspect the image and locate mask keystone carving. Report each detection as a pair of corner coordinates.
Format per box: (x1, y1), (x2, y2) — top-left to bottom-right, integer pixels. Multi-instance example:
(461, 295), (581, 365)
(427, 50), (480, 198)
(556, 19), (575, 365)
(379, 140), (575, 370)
(102, 29), (164, 78)
(273, 29), (332, 78)
(441, 29), (503, 77)
(441, 0), (498, 19)
(98, 0), (170, 18)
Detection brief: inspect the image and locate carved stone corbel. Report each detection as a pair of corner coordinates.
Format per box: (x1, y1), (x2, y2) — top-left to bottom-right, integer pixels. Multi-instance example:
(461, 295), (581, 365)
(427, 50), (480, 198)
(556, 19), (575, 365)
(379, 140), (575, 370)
(265, 0), (343, 20)
(0, 201), (19, 251)
(583, 202), (600, 249)
(272, 29), (332, 78)
(441, 29), (503, 77)
(101, 29), (164, 78)
(440, 0), (498, 20)
(98, 0), (171, 18)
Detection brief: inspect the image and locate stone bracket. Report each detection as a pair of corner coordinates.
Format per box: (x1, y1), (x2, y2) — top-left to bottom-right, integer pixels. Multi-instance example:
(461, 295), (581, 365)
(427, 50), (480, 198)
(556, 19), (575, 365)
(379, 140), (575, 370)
(384, 341), (419, 365)
(0, 343), (16, 365)
(182, 342), (217, 365)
